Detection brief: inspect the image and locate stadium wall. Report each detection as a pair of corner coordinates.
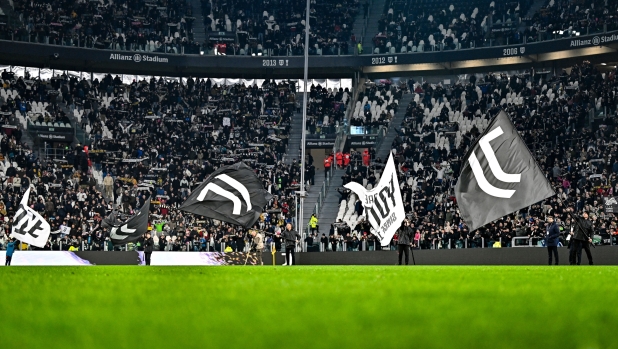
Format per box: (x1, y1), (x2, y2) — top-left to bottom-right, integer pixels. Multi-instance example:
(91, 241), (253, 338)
(2, 247), (617, 265)
(0, 31), (617, 78)
(296, 246), (618, 265)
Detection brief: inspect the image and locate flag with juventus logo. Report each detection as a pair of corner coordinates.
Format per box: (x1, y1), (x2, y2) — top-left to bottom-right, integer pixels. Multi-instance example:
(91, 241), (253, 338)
(455, 111), (555, 231)
(179, 162), (273, 228)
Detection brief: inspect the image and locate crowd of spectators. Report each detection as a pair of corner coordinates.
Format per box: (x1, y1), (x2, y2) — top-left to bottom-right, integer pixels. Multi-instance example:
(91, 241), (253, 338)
(372, 0), (523, 54)
(350, 80), (403, 130)
(0, 0), (201, 54)
(370, 0), (618, 54)
(0, 74), (312, 252)
(305, 84), (351, 136)
(202, 0), (359, 56)
(333, 61), (618, 251)
(525, 0), (618, 42)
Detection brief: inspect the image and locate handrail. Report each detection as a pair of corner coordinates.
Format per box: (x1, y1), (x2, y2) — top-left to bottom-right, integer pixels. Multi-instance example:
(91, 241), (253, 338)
(512, 236), (539, 247)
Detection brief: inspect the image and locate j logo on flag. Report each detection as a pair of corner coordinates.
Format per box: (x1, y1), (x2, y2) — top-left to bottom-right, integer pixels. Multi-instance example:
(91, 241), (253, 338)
(455, 111), (555, 231)
(467, 126), (521, 198)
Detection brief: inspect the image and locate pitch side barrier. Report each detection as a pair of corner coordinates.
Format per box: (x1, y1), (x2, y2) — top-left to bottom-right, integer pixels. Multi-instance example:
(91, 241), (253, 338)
(0, 31), (617, 78)
(2, 247), (618, 265)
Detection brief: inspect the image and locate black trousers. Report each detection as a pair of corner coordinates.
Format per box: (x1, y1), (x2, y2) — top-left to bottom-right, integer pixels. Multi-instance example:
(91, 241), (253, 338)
(285, 246), (295, 265)
(398, 244), (410, 265)
(570, 240), (593, 265)
(546, 246), (559, 265)
(145, 252), (152, 266)
(5, 255), (12, 266)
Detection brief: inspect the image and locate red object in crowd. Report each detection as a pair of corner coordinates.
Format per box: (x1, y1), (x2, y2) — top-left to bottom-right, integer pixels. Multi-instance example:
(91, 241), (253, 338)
(343, 153), (351, 166)
(362, 149), (370, 166)
(336, 152), (343, 167)
(324, 157), (332, 169)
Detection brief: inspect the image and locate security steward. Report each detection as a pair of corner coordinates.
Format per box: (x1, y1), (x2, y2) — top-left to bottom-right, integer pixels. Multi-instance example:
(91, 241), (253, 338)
(544, 216), (560, 265)
(250, 230), (264, 265)
(282, 223), (301, 265)
(397, 219), (414, 265)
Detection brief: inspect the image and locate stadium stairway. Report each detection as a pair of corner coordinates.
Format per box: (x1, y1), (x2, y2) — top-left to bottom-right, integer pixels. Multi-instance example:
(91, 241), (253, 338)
(361, 0), (387, 54)
(375, 91), (413, 160)
(313, 168), (346, 232)
(284, 97), (303, 165)
(188, 0), (206, 46)
(300, 173), (326, 233)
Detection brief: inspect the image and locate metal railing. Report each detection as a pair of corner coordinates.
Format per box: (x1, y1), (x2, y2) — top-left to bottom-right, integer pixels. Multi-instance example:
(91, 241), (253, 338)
(512, 237), (543, 247)
(40, 147), (72, 160)
(373, 125), (388, 151)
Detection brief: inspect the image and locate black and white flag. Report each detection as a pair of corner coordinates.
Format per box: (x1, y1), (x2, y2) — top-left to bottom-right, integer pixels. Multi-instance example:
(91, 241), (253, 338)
(345, 153), (405, 246)
(10, 188), (51, 248)
(604, 197), (618, 213)
(455, 111), (555, 231)
(179, 162), (272, 228)
(103, 199), (150, 246)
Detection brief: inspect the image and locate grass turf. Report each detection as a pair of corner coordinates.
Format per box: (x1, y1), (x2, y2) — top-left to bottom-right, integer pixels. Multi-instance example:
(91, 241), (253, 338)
(0, 266), (616, 349)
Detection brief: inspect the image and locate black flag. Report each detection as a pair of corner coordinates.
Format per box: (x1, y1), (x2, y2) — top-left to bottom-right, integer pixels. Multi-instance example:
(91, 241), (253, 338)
(455, 111), (555, 231)
(104, 199), (151, 246)
(179, 162), (272, 228)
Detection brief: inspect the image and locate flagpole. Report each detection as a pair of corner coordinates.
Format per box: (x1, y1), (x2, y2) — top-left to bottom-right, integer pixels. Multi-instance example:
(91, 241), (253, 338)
(298, 0), (310, 240)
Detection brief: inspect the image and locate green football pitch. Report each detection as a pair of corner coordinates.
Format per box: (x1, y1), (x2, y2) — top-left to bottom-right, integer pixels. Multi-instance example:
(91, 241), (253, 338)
(0, 266), (616, 349)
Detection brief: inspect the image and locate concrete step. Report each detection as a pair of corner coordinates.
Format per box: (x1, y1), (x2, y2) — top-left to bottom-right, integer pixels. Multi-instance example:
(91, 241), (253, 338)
(284, 97), (304, 164)
(361, 0), (387, 53)
(376, 92), (414, 160)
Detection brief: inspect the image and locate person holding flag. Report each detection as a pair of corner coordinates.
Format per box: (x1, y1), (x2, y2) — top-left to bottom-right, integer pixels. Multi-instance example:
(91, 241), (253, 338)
(144, 232), (154, 266)
(282, 223), (301, 266)
(567, 209), (594, 265)
(250, 230), (264, 265)
(397, 219), (414, 265)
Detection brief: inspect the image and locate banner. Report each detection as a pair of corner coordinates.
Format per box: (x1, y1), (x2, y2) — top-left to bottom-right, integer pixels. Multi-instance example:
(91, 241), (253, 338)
(455, 111), (555, 231)
(604, 197), (618, 213)
(344, 153), (405, 246)
(10, 188), (52, 248)
(103, 199), (151, 245)
(179, 162), (272, 228)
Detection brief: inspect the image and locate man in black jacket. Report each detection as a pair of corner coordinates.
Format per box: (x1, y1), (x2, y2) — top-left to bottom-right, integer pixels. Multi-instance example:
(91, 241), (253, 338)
(144, 232), (154, 266)
(544, 216), (561, 265)
(397, 219), (414, 265)
(282, 223), (301, 265)
(569, 210), (594, 265)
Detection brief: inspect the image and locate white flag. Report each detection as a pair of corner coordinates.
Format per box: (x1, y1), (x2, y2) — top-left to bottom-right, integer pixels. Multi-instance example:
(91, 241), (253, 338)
(345, 153), (405, 246)
(10, 188), (52, 248)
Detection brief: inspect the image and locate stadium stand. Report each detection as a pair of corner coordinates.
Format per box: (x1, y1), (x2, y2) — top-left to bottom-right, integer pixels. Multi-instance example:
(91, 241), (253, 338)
(201, 0), (359, 55)
(0, 0), (201, 54)
(528, 0), (618, 41)
(369, 0), (618, 54)
(350, 80), (402, 128)
(0, 74), (306, 252)
(331, 61), (618, 251)
(305, 84), (351, 135)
